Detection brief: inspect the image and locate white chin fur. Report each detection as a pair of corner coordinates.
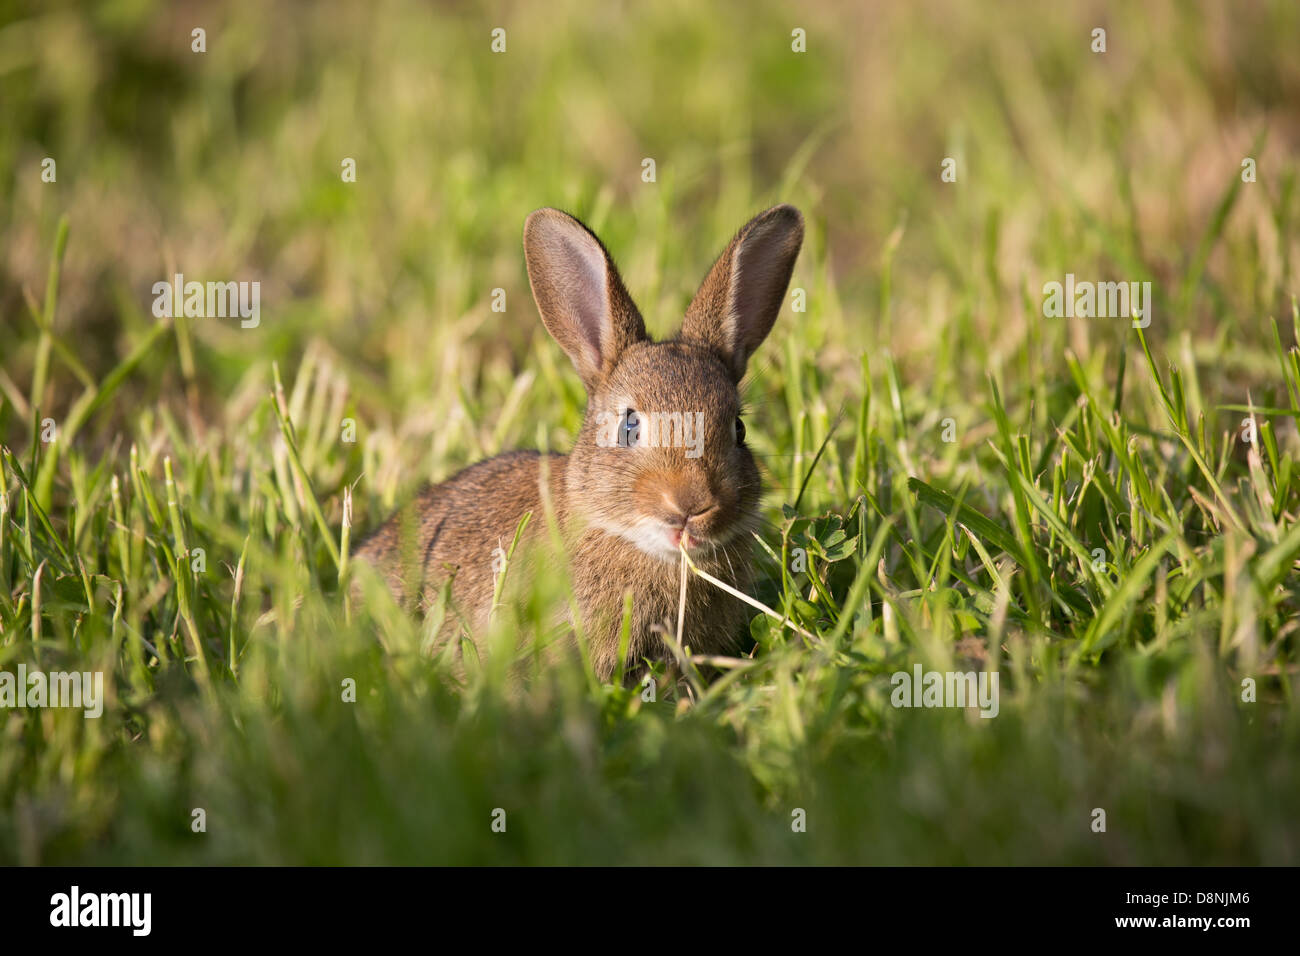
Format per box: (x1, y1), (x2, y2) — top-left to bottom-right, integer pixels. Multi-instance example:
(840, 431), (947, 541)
(610, 520), (683, 562)
(596, 517), (728, 563)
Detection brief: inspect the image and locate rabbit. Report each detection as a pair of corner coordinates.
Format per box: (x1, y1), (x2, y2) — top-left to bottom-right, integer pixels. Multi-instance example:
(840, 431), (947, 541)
(353, 204), (804, 683)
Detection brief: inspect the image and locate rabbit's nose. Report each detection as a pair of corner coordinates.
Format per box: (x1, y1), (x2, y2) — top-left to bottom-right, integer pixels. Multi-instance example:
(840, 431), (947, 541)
(684, 505), (720, 535)
(661, 490), (719, 526)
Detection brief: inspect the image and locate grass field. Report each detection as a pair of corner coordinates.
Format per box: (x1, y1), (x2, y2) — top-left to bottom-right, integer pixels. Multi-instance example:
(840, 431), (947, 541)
(2, 0), (1299, 864)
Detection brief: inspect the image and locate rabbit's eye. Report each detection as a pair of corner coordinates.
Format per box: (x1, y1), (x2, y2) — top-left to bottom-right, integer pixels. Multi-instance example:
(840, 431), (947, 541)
(734, 416), (746, 446)
(619, 408), (641, 447)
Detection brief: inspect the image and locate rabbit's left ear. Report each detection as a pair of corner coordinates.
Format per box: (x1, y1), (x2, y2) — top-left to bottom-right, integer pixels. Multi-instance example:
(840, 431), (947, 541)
(680, 204), (804, 382)
(524, 208), (647, 391)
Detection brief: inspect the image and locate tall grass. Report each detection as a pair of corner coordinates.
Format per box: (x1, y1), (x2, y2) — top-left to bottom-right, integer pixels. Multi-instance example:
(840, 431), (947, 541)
(1, 0), (1298, 864)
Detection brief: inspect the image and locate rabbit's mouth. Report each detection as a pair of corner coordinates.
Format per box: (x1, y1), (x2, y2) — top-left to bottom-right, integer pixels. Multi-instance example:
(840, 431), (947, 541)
(654, 521), (717, 560)
(667, 525), (703, 552)
(602, 516), (734, 563)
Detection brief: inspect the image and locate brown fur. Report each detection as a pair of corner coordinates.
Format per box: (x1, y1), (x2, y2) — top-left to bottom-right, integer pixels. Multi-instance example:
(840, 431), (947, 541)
(353, 205), (804, 683)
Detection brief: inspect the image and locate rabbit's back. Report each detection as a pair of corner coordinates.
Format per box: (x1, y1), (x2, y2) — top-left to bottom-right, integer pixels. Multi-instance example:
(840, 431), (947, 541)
(353, 450), (561, 620)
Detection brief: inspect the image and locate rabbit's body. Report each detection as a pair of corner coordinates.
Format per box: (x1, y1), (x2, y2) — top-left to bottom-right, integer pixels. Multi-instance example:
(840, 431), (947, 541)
(355, 443), (753, 679)
(354, 205), (803, 682)
(354, 450), (553, 626)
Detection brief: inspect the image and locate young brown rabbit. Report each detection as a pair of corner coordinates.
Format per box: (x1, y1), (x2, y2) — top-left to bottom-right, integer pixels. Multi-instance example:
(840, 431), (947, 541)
(354, 204), (804, 682)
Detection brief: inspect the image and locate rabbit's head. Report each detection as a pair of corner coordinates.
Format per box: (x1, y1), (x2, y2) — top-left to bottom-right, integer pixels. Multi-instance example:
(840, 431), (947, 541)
(524, 205), (804, 563)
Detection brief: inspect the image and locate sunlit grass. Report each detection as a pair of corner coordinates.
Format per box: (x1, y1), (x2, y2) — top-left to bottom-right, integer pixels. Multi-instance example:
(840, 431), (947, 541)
(1, 0), (1298, 864)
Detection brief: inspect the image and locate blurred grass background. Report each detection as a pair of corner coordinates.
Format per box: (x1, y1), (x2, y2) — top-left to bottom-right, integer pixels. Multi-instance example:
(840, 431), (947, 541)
(1, 0), (1299, 864)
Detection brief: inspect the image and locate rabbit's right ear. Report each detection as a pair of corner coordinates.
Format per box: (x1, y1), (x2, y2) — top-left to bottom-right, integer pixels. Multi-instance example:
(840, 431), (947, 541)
(679, 204), (804, 382)
(524, 208), (647, 390)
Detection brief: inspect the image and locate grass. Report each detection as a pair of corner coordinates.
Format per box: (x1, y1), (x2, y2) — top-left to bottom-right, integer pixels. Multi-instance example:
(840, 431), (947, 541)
(1, 0), (1299, 864)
